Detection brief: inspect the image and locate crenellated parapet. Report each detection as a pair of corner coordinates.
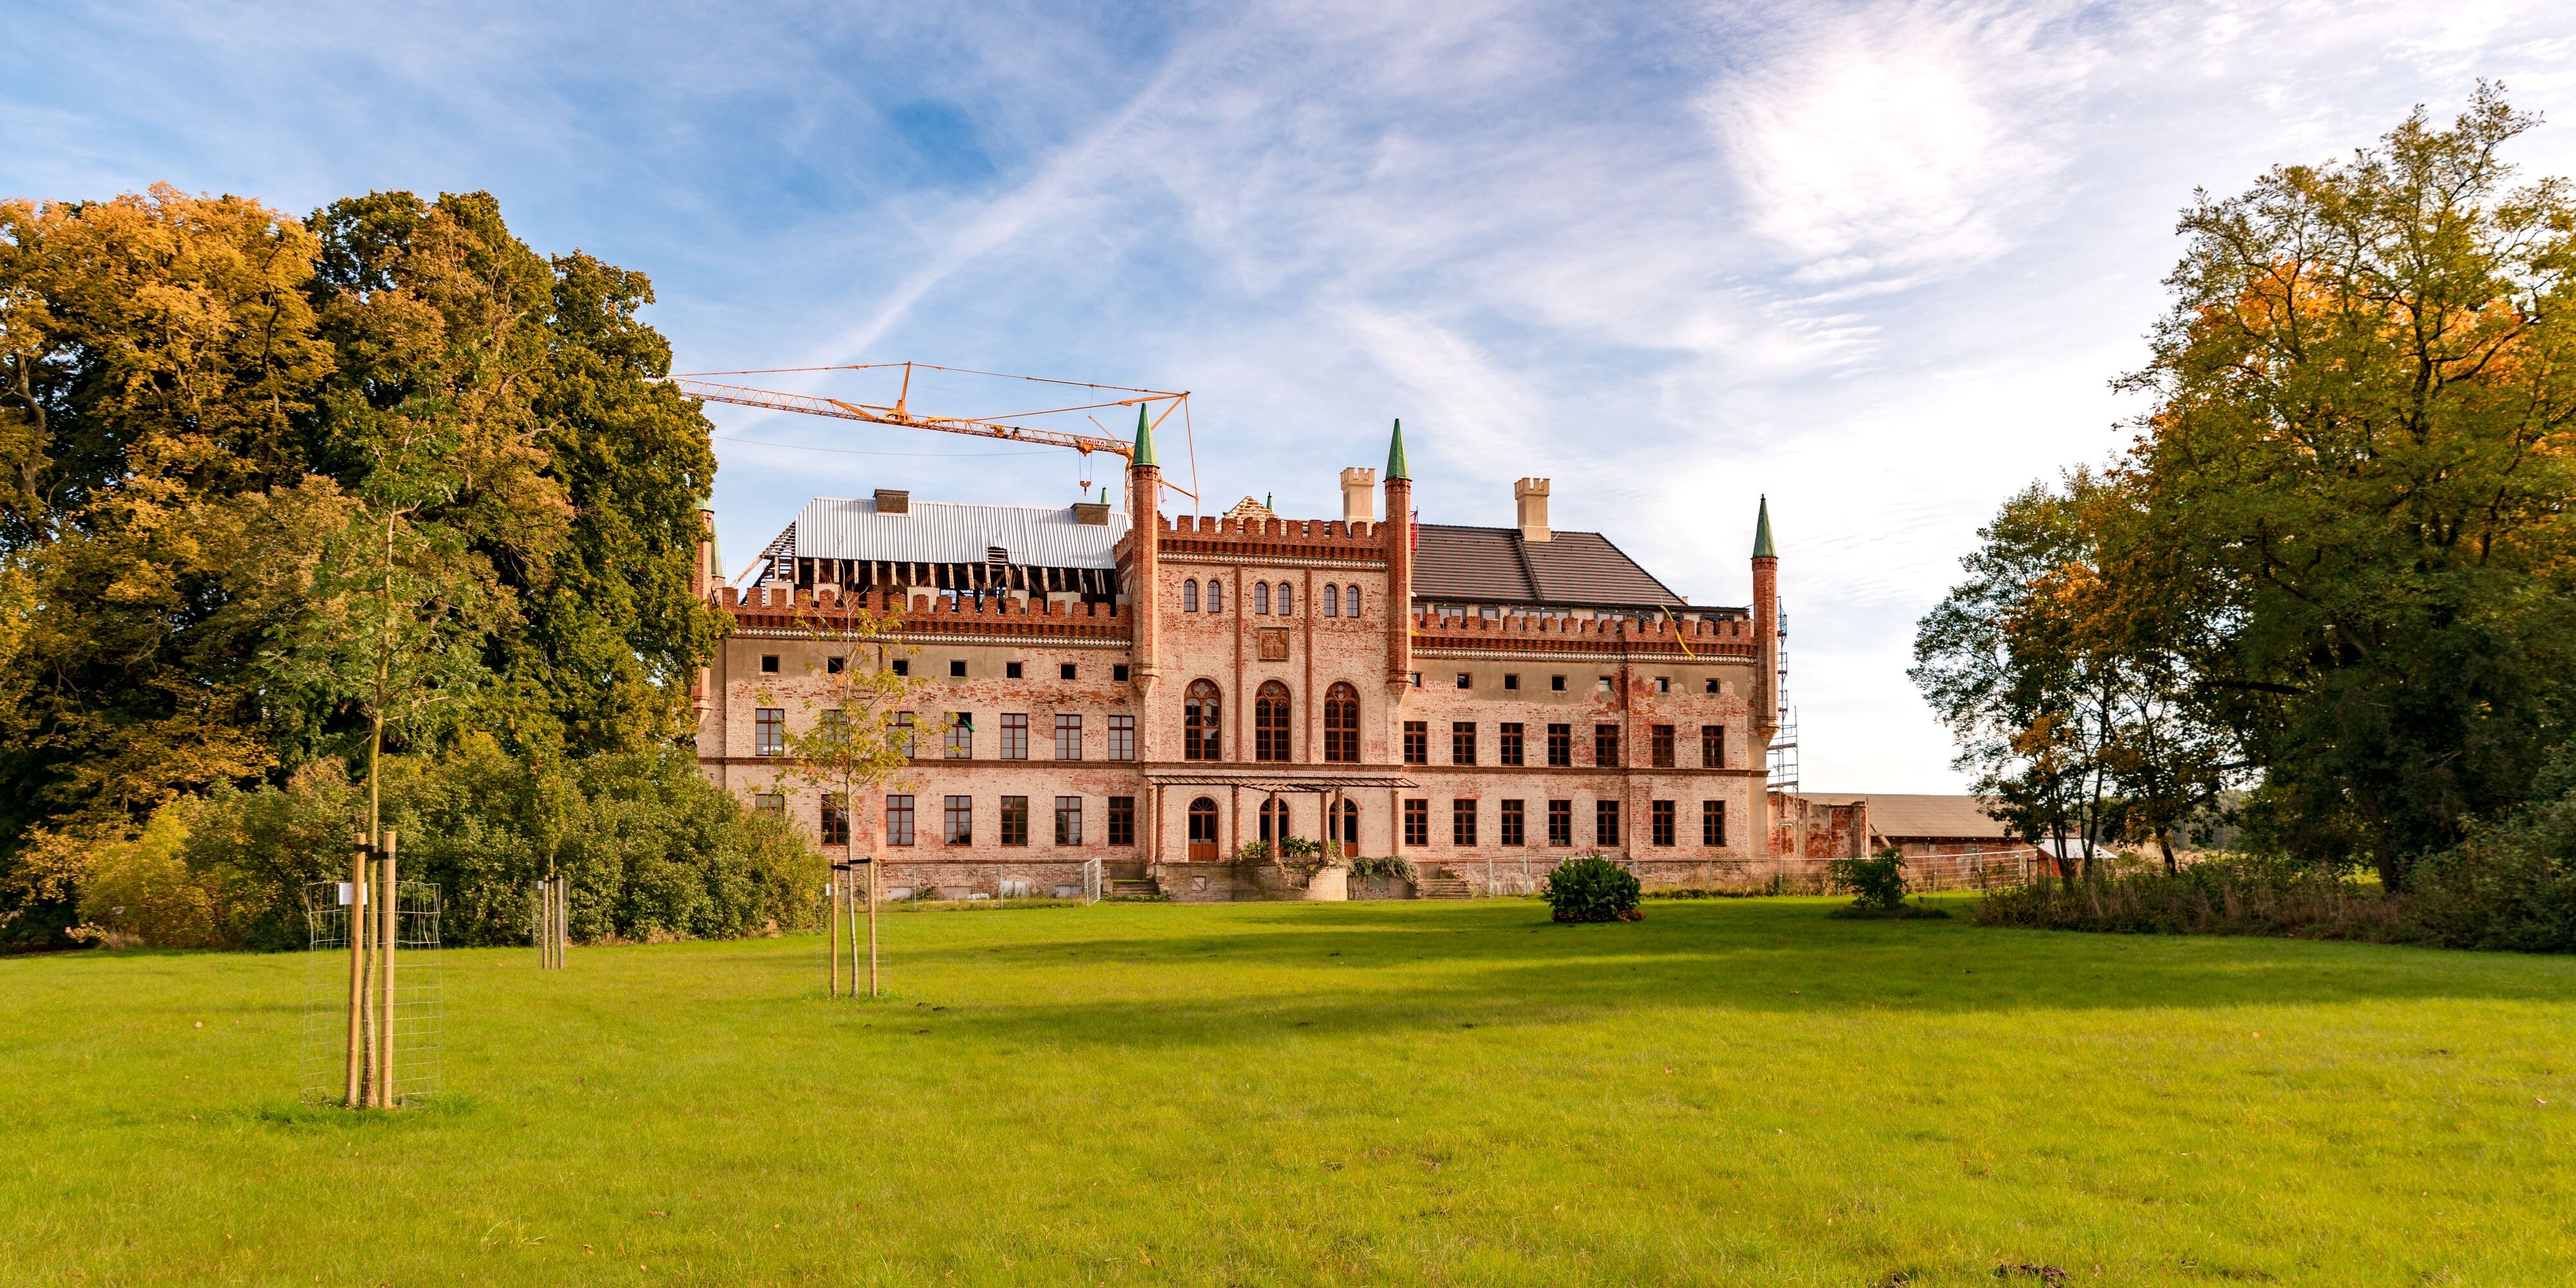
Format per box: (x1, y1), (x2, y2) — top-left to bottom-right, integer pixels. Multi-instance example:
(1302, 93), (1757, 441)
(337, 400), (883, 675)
(716, 585), (1132, 642)
(1117, 513), (1389, 565)
(1410, 609), (1759, 659)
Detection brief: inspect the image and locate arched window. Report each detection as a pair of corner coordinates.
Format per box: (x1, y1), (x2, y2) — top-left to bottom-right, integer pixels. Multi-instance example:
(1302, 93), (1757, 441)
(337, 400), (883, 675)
(1182, 579), (1198, 612)
(1276, 582), (1293, 615)
(1207, 578), (1224, 613)
(1334, 799), (1359, 848)
(1184, 679), (1222, 761)
(1260, 797), (1291, 842)
(1255, 680), (1291, 762)
(1188, 797), (1220, 860)
(1324, 584), (1340, 617)
(1324, 681), (1359, 763)
(1254, 582), (1270, 614)
(1345, 584), (1361, 616)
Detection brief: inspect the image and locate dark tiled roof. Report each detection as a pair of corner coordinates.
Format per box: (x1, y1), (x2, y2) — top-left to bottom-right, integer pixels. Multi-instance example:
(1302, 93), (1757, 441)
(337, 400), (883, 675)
(1413, 524), (1691, 609)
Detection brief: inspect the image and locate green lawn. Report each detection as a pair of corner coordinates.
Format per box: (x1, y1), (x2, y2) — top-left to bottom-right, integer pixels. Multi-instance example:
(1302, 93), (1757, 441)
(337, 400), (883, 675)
(6, 898), (2573, 1286)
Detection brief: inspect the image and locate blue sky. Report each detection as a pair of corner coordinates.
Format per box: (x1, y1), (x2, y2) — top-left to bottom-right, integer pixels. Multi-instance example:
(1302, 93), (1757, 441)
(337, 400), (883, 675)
(8, 1), (2575, 791)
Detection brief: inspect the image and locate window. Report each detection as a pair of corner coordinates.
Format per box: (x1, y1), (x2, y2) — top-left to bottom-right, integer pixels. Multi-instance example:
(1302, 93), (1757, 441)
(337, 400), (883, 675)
(1403, 721), (1428, 764)
(818, 709), (849, 745)
(1704, 678), (1718, 694)
(1206, 579), (1224, 613)
(1188, 798), (1220, 854)
(1276, 582), (1293, 615)
(755, 708), (786, 757)
(1184, 680), (1222, 761)
(1255, 582), (1270, 614)
(1595, 723), (1622, 767)
(949, 659), (967, 678)
(1498, 723), (1524, 766)
(1548, 799), (1573, 846)
(1452, 799), (1478, 848)
(1403, 799), (1429, 848)
(1324, 683), (1359, 762)
(1108, 714), (1135, 762)
(893, 711), (916, 758)
(1596, 676), (1614, 693)
(1651, 724), (1676, 768)
(1260, 797), (1291, 842)
(1455, 672), (1471, 690)
(1055, 796), (1083, 846)
(943, 795), (972, 845)
(754, 790), (786, 815)
(1503, 674), (1519, 690)
(1334, 799), (1359, 848)
(1500, 799), (1526, 847)
(1060, 663), (1077, 680)
(1551, 674), (1566, 692)
(885, 794), (914, 846)
(760, 654), (779, 674)
(1701, 724), (1725, 768)
(1702, 800), (1727, 847)
(1325, 584), (1340, 616)
(892, 659), (909, 677)
(1452, 721), (1477, 765)
(1255, 681), (1292, 762)
(1651, 799), (1676, 847)
(1654, 676), (1670, 694)
(1547, 723), (1572, 766)
(827, 656), (846, 675)
(1055, 713), (1083, 760)
(1345, 585), (1360, 615)
(1007, 661), (1024, 679)
(1183, 579), (1199, 612)
(1408, 672), (1421, 687)
(1113, 664), (1131, 682)
(1108, 796), (1135, 846)
(821, 793), (850, 846)
(1595, 799), (1622, 848)
(1000, 796), (1028, 846)
(999, 713), (1029, 760)
(946, 713), (974, 759)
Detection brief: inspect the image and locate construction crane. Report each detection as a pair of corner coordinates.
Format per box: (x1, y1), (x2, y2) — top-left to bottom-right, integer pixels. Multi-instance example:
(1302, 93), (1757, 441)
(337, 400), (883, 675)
(657, 362), (1194, 491)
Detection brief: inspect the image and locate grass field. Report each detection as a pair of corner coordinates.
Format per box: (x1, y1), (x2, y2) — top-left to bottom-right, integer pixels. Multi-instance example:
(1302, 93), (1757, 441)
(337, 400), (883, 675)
(6, 896), (2573, 1286)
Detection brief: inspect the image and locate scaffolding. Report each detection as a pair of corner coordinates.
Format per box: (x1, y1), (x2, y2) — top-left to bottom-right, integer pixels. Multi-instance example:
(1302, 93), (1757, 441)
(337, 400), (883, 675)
(1767, 605), (1799, 794)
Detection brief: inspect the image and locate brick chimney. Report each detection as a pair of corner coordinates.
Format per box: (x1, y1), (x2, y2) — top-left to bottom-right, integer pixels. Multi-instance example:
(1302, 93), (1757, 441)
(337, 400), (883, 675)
(1514, 478), (1551, 543)
(1340, 466), (1376, 526)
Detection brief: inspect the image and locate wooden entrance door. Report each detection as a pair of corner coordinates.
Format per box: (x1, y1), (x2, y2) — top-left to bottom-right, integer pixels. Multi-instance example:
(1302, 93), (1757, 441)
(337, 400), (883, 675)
(1187, 796), (1220, 861)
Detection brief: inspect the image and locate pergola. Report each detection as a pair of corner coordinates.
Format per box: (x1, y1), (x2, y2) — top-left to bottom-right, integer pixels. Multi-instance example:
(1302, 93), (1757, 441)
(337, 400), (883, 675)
(1140, 768), (1419, 862)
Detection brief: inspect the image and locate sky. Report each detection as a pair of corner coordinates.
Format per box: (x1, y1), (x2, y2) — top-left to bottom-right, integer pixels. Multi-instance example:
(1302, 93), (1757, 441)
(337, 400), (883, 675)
(8, 0), (2576, 791)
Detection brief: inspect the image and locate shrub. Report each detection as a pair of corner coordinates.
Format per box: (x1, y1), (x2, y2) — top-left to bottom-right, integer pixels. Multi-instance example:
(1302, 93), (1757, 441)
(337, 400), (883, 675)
(1346, 855), (1416, 883)
(1973, 855), (2401, 939)
(1541, 855), (1642, 923)
(1829, 848), (1910, 911)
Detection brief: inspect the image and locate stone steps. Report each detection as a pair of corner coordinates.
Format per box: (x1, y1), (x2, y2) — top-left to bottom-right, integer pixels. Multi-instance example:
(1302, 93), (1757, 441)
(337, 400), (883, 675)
(1106, 878), (1164, 900)
(1416, 878), (1476, 900)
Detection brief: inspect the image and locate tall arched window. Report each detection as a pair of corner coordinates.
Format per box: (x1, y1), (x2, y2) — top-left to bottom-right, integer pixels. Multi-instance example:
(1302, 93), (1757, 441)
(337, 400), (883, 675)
(1207, 578), (1224, 613)
(1324, 584), (1340, 617)
(1255, 680), (1291, 762)
(1276, 582), (1293, 615)
(1260, 796), (1291, 842)
(1334, 799), (1359, 848)
(1345, 584), (1361, 616)
(1188, 796), (1220, 860)
(1184, 679), (1222, 761)
(1254, 582), (1270, 614)
(1182, 579), (1199, 612)
(1324, 682), (1359, 763)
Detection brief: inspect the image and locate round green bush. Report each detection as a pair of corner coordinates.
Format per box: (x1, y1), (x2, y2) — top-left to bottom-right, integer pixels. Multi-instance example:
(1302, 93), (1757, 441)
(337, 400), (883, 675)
(1541, 855), (1642, 923)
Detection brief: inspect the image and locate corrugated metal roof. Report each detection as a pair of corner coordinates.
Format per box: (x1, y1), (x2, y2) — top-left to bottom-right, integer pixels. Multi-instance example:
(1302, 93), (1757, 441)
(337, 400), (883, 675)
(1413, 524), (1691, 609)
(792, 498), (1129, 568)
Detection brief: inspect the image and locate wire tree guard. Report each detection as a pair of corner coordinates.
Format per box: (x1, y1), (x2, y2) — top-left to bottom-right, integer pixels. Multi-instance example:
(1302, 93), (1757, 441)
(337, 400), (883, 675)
(301, 850), (441, 1108)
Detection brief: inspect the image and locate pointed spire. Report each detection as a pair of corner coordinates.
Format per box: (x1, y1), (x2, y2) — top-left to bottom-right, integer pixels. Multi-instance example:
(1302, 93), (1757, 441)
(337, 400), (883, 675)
(1130, 404), (1158, 469)
(1385, 419), (1410, 482)
(1752, 494), (1776, 559)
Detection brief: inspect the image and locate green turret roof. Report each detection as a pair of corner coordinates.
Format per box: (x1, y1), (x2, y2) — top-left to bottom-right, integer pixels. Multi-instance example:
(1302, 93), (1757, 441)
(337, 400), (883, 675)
(1752, 495), (1776, 559)
(1131, 404), (1158, 469)
(1385, 419), (1410, 482)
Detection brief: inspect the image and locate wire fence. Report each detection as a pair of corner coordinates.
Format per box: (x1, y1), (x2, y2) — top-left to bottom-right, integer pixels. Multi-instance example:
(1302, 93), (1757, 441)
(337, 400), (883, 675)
(301, 880), (442, 1106)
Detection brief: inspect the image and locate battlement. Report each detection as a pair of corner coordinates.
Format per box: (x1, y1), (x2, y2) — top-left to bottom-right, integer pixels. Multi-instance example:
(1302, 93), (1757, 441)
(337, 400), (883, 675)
(1410, 609), (1757, 659)
(717, 585), (1131, 641)
(1122, 513), (1388, 564)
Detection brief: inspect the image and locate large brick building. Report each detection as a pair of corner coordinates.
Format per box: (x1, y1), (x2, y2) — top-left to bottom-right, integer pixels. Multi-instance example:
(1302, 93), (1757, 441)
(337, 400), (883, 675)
(692, 419), (1793, 900)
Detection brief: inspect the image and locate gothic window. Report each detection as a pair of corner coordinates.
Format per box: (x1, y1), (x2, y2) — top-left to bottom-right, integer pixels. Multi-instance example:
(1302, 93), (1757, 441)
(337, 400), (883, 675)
(1276, 582), (1293, 615)
(1323, 682), (1359, 763)
(1255, 680), (1291, 762)
(1254, 582), (1270, 614)
(1324, 584), (1340, 617)
(1184, 679), (1222, 761)
(1206, 578), (1224, 613)
(1182, 579), (1199, 612)
(1260, 796), (1291, 842)
(1345, 584), (1360, 615)
(1188, 796), (1220, 860)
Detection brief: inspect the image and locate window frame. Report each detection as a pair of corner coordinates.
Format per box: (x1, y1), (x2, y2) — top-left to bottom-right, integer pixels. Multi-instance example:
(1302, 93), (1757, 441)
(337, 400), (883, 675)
(1055, 795), (1083, 846)
(755, 707), (786, 757)
(943, 795), (973, 845)
(1108, 795), (1136, 846)
(1499, 799), (1526, 847)
(1595, 799), (1622, 848)
(1055, 712), (1083, 761)
(1451, 721), (1477, 766)
(1595, 723), (1622, 767)
(1651, 798), (1676, 847)
(1403, 721), (1428, 765)
(1651, 724), (1676, 768)
(1452, 798), (1478, 848)
(884, 794), (915, 846)
(1402, 798), (1430, 848)
(1497, 723), (1524, 766)
(1547, 723), (1572, 767)
(999, 795), (1029, 847)
(1184, 679), (1223, 762)
(1108, 713), (1135, 762)
(999, 712), (1030, 761)
(1702, 799), (1727, 847)
(1701, 724), (1725, 768)
(1547, 799), (1573, 847)
(1255, 680), (1292, 762)
(1323, 683), (1359, 763)
(946, 713), (974, 759)
(820, 792), (850, 846)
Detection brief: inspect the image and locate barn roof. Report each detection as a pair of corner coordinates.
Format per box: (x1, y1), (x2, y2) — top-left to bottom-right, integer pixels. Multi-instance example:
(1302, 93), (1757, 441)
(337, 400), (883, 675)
(1412, 524), (1695, 610)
